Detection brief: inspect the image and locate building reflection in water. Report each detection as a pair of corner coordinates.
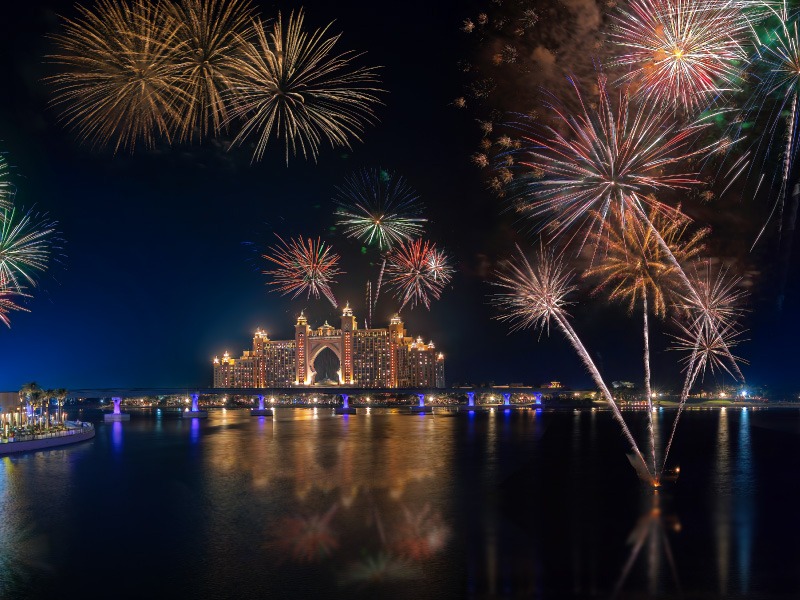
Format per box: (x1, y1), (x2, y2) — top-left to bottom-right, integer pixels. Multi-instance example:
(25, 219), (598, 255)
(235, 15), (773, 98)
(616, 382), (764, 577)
(201, 408), (453, 588)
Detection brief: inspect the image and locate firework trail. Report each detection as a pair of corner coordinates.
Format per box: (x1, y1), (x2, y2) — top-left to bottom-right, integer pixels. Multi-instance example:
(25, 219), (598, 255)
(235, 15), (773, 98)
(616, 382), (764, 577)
(493, 247), (653, 483)
(0, 156), (10, 209)
(262, 235), (342, 308)
(586, 206), (707, 474)
(335, 168), (426, 324)
(660, 262), (747, 477)
(169, 0), (255, 140)
(0, 207), (58, 293)
(228, 10), (383, 163)
(724, 1), (800, 307)
(610, 0), (750, 113)
(386, 239), (453, 311)
(48, 0), (188, 152)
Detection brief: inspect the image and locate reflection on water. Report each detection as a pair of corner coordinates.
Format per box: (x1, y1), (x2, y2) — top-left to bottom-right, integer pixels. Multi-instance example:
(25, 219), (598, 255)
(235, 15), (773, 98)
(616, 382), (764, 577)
(0, 407), (790, 598)
(736, 409), (753, 595)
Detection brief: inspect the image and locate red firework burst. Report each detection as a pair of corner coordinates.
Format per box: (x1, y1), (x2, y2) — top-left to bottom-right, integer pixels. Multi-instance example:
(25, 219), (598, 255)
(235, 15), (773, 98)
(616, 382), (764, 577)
(262, 235), (342, 307)
(386, 239), (453, 311)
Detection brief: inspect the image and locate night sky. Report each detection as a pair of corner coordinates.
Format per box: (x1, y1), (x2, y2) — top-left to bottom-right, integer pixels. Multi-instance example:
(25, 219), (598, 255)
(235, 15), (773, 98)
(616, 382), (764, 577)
(1, 0), (798, 394)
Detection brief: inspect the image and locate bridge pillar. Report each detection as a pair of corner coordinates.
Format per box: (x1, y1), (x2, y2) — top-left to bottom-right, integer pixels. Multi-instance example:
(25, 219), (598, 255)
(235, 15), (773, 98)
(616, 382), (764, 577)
(458, 391), (484, 412)
(104, 396), (130, 422)
(409, 393), (432, 414)
(183, 393), (208, 418)
(335, 393), (356, 415)
(251, 394), (273, 417)
(531, 392), (543, 408)
(503, 393), (511, 406)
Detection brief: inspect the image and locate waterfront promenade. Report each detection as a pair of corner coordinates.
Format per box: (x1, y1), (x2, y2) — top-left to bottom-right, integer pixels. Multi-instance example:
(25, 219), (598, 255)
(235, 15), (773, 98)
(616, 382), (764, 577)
(0, 422), (95, 455)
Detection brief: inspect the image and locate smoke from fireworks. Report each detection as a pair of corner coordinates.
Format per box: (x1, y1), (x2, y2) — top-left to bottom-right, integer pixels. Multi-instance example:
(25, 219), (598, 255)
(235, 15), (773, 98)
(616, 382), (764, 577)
(334, 169), (426, 252)
(386, 239), (453, 311)
(262, 235), (342, 308)
(610, 0), (750, 112)
(228, 10), (383, 163)
(48, 0), (187, 152)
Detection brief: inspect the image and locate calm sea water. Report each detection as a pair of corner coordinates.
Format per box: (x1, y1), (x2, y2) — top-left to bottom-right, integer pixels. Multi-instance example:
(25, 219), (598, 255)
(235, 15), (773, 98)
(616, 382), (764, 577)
(1, 406), (799, 599)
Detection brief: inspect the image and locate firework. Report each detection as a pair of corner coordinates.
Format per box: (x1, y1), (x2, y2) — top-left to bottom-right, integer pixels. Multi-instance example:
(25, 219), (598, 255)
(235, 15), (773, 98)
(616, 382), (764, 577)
(0, 207), (58, 293)
(169, 0), (255, 140)
(677, 261), (747, 334)
(262, 235), (342, 307)
(586, 205), (707, 474)
(334, 169), (426, 252)
(610, 0), (750, 112)
(228, 10), (383, 163)
(660, 261), (747, 478)
(0, 155), (10, 209)
(48, 0), (188, 152)
(512, 75), (720, 240)
(386, 239), (453, 311)
(586, 205), (707, 316)
(0, 288), (30, 328)
(493, 245), (576, 333)
(493, 247), (653, 483)
(335, 168), (426, 325)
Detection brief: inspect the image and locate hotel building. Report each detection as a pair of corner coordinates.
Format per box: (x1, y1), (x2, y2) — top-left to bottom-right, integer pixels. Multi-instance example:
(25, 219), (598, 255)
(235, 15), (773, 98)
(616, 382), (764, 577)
(213, 304), (445, 389)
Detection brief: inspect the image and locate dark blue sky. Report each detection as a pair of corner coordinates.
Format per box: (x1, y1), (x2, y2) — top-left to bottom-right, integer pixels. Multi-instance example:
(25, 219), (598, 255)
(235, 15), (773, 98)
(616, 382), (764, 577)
(0, 0), (798, 395)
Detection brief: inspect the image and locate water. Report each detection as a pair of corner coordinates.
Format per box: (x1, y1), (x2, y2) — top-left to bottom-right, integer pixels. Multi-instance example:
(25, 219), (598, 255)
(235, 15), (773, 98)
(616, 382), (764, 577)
(1, 406), (799, 599)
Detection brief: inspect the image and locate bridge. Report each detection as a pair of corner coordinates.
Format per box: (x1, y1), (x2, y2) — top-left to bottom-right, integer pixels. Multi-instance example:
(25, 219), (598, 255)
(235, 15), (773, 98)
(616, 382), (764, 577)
(66, 386), (565, 399)
(67, 386), (596, 419)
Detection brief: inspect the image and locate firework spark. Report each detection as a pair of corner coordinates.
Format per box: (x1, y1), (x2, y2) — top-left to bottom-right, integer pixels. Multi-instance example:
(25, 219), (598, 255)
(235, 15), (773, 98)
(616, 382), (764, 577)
(228, 10), (383, 163)
(0, 207), (58, 293)
(493, 245), (576, 333)
(334, 168), (426, 252)
(0, 156), (10, 209)
(48, 0), (188, 152)
(660, 261), (747, 477)
(610, 0), (750, 112)
(170, 0), (255, 140)
(262, 235), (342, 307)
(493, 247), (653, 483)
(386, 239), (453, 311)
(586, 205), (707, 317)
(512, 75), (721, 240)
(0, 288), (30, 328)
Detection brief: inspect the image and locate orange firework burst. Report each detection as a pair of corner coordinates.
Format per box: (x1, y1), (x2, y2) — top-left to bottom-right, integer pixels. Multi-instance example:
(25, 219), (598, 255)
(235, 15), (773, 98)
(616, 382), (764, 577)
(48, 0), (188, 152)
(227, 10), (384, 163)
(169, 0), (255, 140)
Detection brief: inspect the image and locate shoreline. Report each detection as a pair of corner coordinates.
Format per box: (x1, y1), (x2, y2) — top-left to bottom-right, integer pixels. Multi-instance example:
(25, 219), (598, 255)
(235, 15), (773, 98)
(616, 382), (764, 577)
(0, 425), (95, 455)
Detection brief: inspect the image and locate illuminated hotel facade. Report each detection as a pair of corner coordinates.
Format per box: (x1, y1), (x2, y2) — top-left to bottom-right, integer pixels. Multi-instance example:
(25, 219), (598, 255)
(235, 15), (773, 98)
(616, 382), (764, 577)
(213, 304), (445, 389)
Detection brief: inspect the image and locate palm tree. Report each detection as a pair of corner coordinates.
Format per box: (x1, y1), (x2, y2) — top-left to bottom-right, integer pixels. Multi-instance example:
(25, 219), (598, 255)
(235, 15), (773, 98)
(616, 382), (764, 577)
(54, 388), (68, 425)
(18, 382), (41, 425)
(585, 205), (707, 475)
